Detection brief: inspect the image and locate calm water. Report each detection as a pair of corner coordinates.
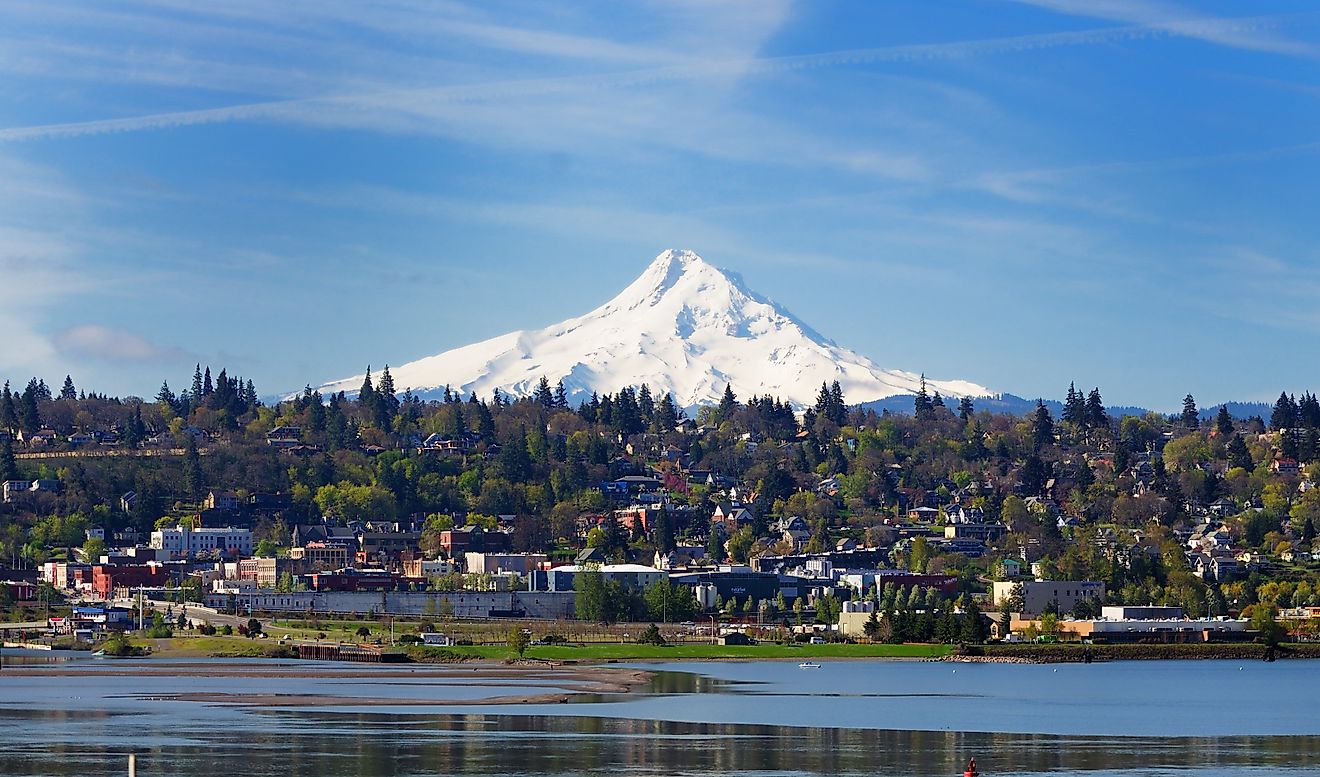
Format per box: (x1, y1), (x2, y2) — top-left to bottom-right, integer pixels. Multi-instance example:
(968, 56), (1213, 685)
(1, 654), (1317, 777)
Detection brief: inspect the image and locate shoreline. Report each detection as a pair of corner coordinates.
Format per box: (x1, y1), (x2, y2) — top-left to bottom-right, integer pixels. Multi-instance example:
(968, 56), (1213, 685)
(5, 660), (654, 708)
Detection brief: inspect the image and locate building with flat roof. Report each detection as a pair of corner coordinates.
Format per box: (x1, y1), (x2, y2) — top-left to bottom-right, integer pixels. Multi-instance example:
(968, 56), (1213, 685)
(150, 525), (253, 558)
(529, 563), (665, 593)
(992, 580), (1106, 617)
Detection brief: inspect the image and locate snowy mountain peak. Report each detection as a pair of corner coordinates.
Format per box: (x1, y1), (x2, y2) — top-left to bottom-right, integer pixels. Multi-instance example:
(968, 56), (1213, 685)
(606, 248), (735, 312)
(313, 249), (991, 409)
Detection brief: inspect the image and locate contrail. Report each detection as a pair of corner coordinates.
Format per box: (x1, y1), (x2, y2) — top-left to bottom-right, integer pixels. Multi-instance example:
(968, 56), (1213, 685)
(0, 15), (1300, 143)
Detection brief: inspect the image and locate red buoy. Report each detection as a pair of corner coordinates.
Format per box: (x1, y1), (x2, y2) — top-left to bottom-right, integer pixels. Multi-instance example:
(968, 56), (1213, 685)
(963, 758), (980, 777)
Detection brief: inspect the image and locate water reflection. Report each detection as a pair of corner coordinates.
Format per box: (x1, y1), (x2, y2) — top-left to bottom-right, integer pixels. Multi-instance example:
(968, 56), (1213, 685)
(4, 710), (1320, 777)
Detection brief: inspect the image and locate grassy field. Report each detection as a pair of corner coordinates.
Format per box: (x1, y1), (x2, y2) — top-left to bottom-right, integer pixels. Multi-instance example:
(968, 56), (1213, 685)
(141, 633), (950, 661)
(433, 642), (951, 661)
(143, 635), (290, 658)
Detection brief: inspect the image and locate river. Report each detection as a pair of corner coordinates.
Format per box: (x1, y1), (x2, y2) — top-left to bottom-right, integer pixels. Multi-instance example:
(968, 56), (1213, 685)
(1, 654), (1316, 776)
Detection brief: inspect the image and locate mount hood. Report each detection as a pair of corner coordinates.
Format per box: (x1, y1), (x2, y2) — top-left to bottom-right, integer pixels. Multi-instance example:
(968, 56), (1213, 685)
(314, 249), (991, 409)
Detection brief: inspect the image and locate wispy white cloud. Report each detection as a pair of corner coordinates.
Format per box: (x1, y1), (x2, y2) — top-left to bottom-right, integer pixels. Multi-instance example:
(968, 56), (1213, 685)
(52, 324), (193, 364)
(0, 17), (1296, 145)
(1012, 0), (1318, 57)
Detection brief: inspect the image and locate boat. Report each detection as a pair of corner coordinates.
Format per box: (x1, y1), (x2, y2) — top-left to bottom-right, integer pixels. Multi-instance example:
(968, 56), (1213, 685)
(798, 661), (821, 669)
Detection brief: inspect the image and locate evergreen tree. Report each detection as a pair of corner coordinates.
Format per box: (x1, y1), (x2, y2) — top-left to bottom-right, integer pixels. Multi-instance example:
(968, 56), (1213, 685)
(156, 381), (176, 411)
(533, 376), (554, 409)
(1228, 435), (1254, 471)
(932, 391), (945, 409)
(706, 530), (727, 563)
(1031, 400), (1054, 449)
(59, 375), (76, 400)
(718, 384), (738, 421)
(653, 508), (674, 554)
(654, 393), (680, 432)
(0, 383), (17, 433)
(638, 384), (655, 425)
(19, 379), (41, 433)
(1271, 392), (1297, 431)
(182, 435), (204, 500)
(958, 396), (974, 423)
(1300, 393), (1320, 428)
(1084, 388), (1108, 430)
(0, 434), (16, 481)
(1303, 515), (1316, 545)
(202, 367), (213, 397)
(1063, 382), (1086, 427)
(1020, 453), (1048, 496)
(191, 364), (204, 400)
(1181, 394), (1199, 428)
(378, 366), (399, 416)
(829, 381), (847, 425)
(1215, 405), (1233, 437)
(358, 367), (376, 407)
(914, 375), (933, 420)
(1282, 427), (1300, 460)
(960, 598), (987, 644)
(553, 380), (569, 409)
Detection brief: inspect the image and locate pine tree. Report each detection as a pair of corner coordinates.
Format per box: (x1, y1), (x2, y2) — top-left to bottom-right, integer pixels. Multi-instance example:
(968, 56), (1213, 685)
(378, 366), (399, 416)
(1084, 388), (1108, 430)
(182, 435), (204, 500)
(191, 364), (204, 399)
(59, 375), (76, 400)
(1228, 435), (1253, 471)
(655, 393), (680, 432)
(1271, 392), (1297, 431)
(1031, 400), (1054, 449)
(553, 380), (569, 409)
(1216, 405), (1233, 437)
(638, 384), (655, 424)
(358, 367), (376, 406)
(0, 434), (16, 481)
(829, 381), (847, 425)
(202, 367), (213, 397)
(958, 396), (974, 423)
(533, 376), (554, 409)
(19, 379), (41, 433)
(1181, 394), (1199, 428)
(718, 384), (738, 421)
(914, 375), (933, 420)
(0, 383), (17, 433)
(156, 381), (176, 411)
(1301, 393), (1320, 428)
(1063, 382), (1086, 427)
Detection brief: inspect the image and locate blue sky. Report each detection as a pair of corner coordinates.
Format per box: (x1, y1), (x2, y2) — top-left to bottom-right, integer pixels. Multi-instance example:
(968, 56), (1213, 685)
(2, 0), (1320, 410)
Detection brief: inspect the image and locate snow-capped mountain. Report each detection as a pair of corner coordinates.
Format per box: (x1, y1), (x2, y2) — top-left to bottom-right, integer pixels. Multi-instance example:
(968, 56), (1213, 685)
(313, 249), (991, 409)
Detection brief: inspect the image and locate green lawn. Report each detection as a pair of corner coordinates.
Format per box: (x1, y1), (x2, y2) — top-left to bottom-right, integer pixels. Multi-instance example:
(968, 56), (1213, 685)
(443, 642), (951, 661)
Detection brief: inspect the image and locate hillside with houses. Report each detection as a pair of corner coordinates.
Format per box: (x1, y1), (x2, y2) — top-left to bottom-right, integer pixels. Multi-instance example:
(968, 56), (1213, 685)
(2, 368), (1319, 645)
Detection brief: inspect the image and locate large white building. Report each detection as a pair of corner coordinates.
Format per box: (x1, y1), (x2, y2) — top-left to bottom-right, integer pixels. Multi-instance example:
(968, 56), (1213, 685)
(150, 525), (252, 558)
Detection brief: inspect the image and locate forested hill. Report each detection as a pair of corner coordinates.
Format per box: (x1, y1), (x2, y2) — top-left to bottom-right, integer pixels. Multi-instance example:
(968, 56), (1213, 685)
(3, 366), (1320, 623)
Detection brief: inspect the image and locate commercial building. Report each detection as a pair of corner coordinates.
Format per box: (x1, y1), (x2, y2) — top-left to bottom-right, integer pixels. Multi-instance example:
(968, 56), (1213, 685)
(288, 541), (353, 571)
(150, 525), (253, 558)
(992, 580), (1106, 617)
(529, 563), (666, 593)
(464, 552), (546, 575)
